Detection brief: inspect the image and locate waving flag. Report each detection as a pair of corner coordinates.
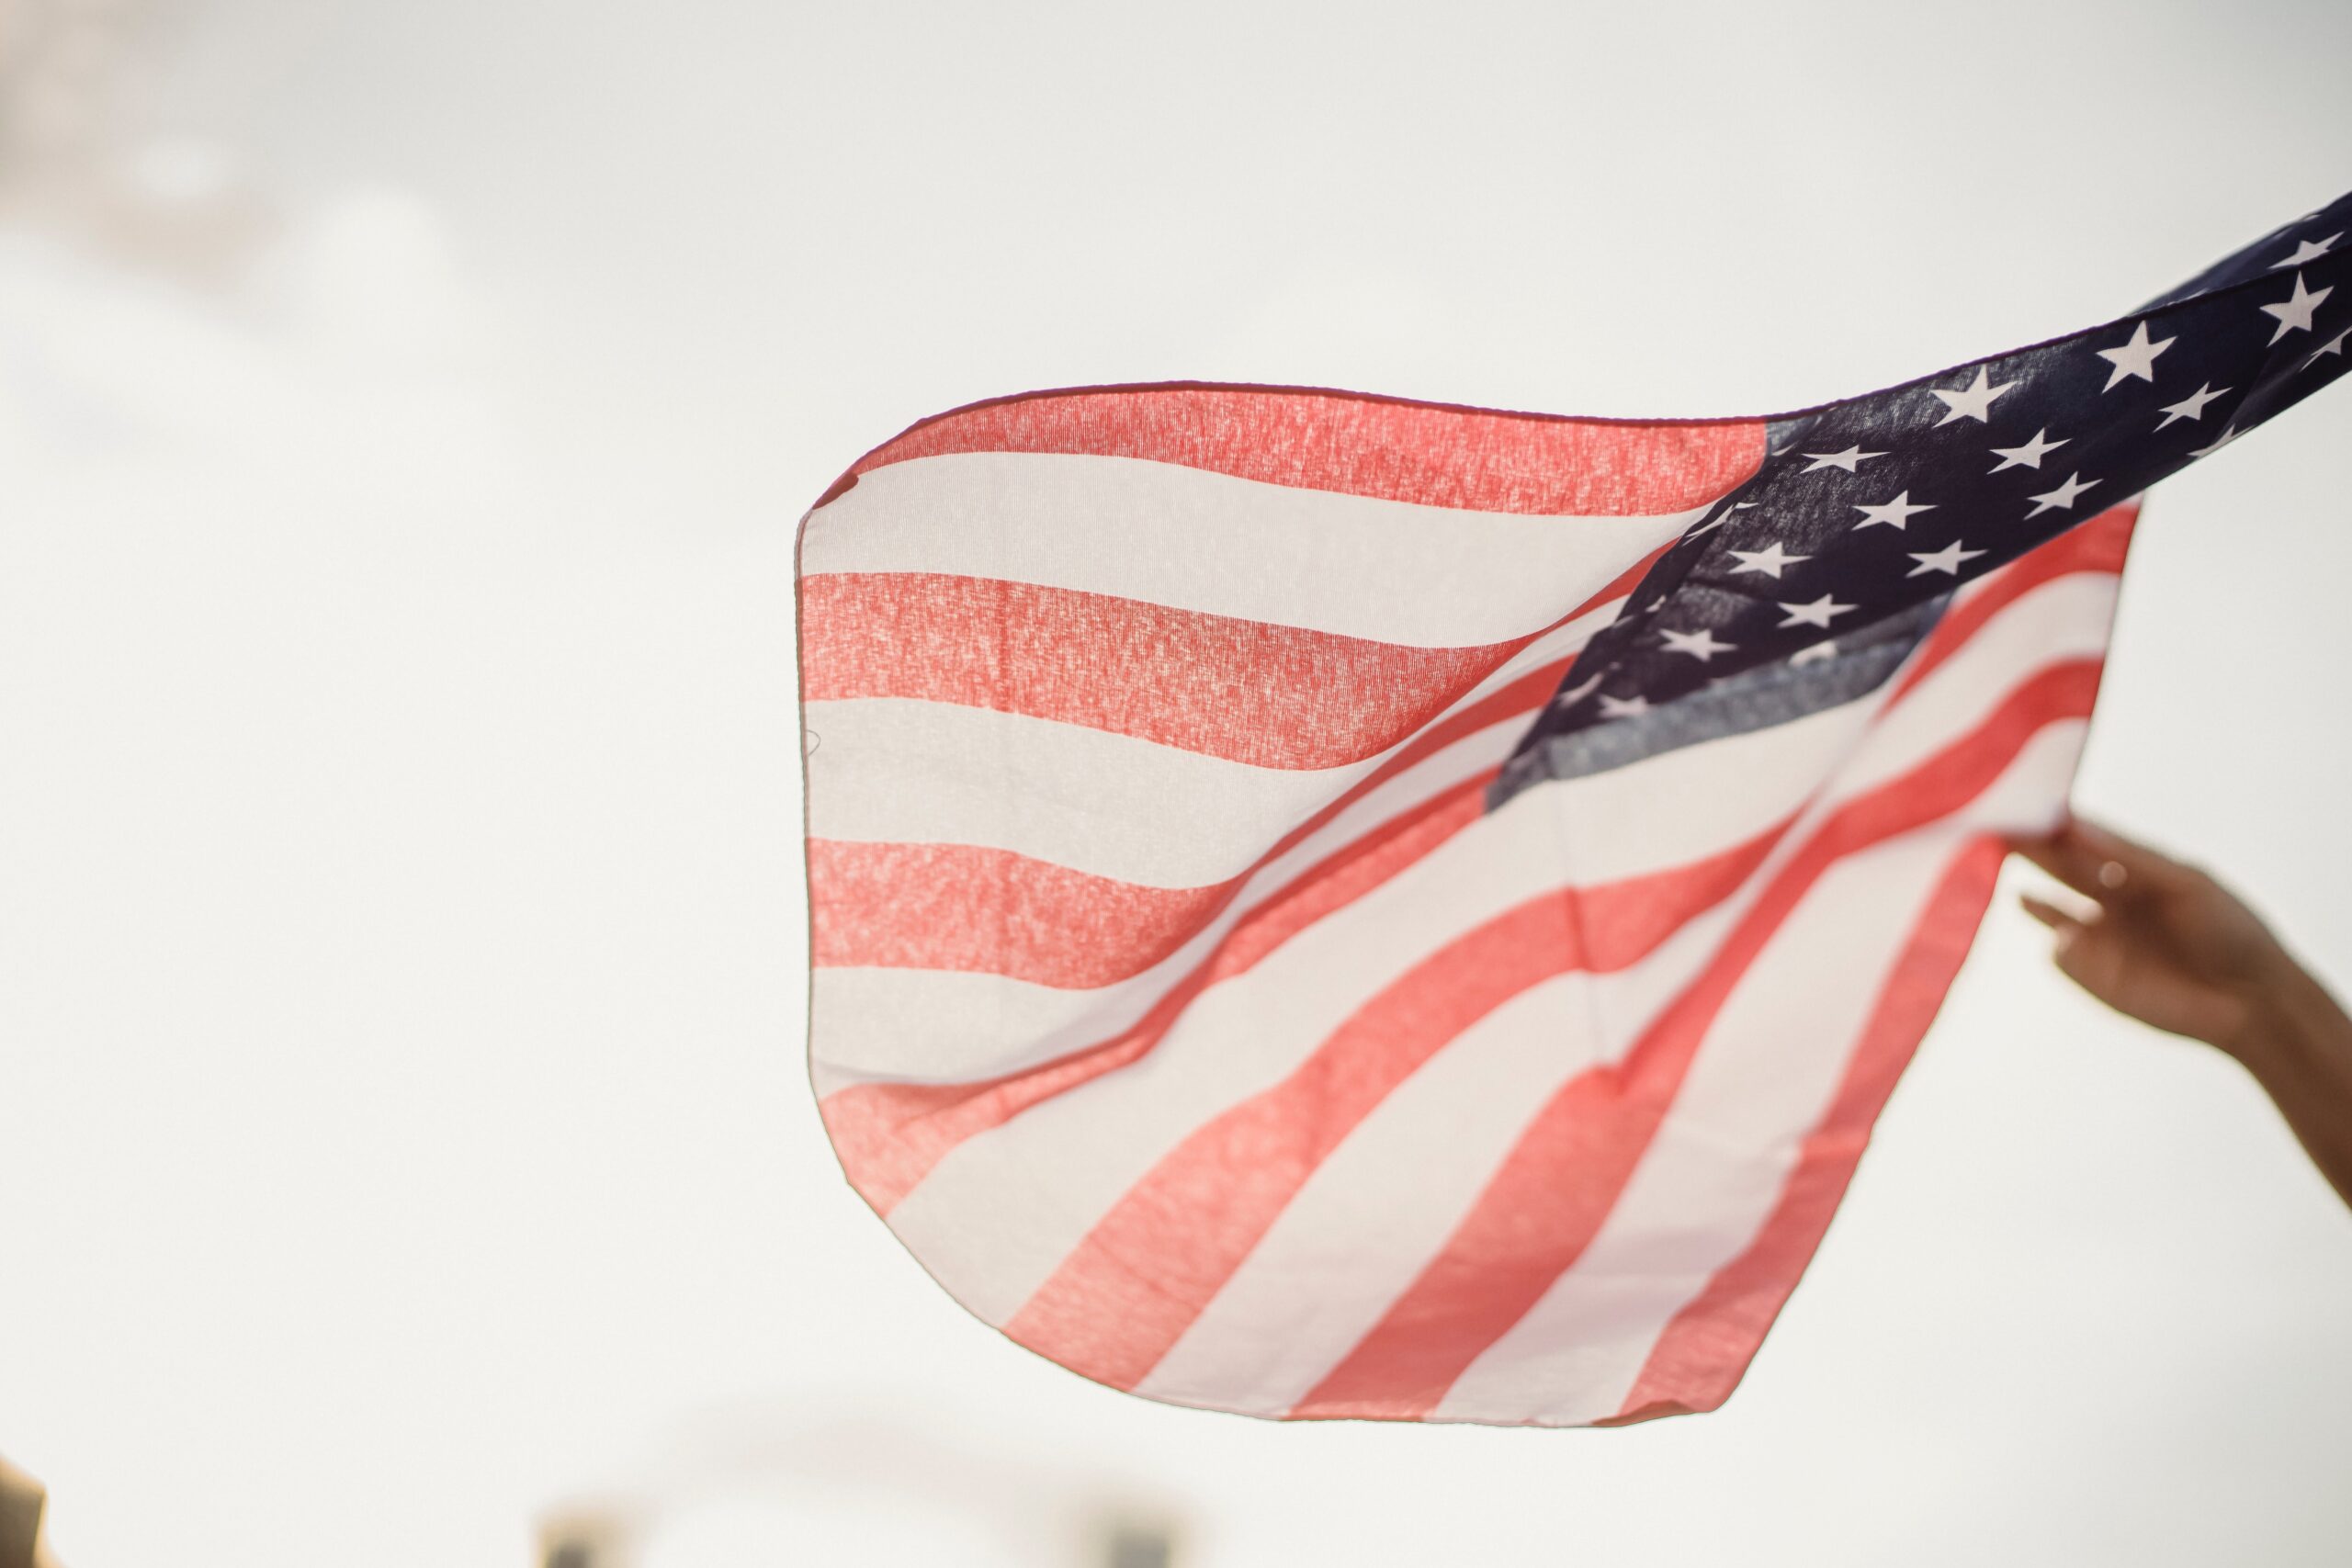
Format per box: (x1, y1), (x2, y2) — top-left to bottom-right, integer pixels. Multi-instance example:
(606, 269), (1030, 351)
(797, 192), (2349, 1427)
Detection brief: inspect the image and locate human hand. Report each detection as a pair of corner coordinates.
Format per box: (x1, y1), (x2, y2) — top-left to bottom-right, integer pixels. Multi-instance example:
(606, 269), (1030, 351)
(2011, 815), (2292, 1060)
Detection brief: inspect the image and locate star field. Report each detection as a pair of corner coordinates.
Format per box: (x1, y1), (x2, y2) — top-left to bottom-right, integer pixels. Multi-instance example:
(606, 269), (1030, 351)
(1511, 190), (2352, 770)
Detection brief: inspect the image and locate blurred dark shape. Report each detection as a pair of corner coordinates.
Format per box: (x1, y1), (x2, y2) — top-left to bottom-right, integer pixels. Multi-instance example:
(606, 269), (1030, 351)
(1098, 1517), (1178, 1568)
(537, 1505), (635, 1568)
(0, 1452), (61, 1568)
(540, 1410), (1193, 1566)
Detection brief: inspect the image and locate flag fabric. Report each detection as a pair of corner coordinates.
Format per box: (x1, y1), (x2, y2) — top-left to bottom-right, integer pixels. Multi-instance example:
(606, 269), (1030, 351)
(796, 192), (2349, 1427)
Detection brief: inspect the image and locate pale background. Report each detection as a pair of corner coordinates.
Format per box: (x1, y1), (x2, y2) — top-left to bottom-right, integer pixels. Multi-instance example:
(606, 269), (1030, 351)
(3, 1), (2349, 1563)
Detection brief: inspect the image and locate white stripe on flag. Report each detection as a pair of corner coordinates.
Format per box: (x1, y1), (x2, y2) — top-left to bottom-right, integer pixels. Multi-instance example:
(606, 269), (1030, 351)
(1838, 572), (2116, 799)
(1430, 716), (2087, 1424)
(802, 451), (1708, 645)
(807, 695), (1355, 890)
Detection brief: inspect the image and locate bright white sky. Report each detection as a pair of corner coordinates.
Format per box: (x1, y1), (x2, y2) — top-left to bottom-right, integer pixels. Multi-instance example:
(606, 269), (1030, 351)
(3, 2), (2349, 1564)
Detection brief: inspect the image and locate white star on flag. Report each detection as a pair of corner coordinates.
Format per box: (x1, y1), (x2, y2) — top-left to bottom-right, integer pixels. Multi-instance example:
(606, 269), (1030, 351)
(2260, 271), (2333, 344)
(2154, 382), (2231, 429)
(2269, 232), (2340, 268)
(1906, 540), (1987, 577)
(1799, 446), (1886, 473)
(1596, 693), (1651, 718)
(1929, 367), (2019, 425)
(1851, 491), (1935, 530)
(1776, 593), (1856, 629)
(2187, 423), (2242, 458)
(2025, 472), (2101, 517)
(2096, 321), (2175, 390)
(2307, 329), (2347, 369)
(1659, 626), (1736, 662)
(1987, 428), (2067, 472)
(1788, 639), (1838, 666)
(1727, 542), (1809, 578)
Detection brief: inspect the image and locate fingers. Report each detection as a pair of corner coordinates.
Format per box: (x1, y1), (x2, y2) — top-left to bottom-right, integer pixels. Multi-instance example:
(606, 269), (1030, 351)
(2020, 891), (2132, 1006)
(2011, 833), (2076, 886)
(2018, 892), (2089, 955)
(2067, 815), (2197, 894)
(2018, 891), (2075, 931)
(2011, 813), (2188, 902)
(2012, 825), (2111, 900)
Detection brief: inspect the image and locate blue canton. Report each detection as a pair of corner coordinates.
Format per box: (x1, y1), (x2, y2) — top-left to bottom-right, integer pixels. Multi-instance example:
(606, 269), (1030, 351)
(1497, 190), (2351, 805)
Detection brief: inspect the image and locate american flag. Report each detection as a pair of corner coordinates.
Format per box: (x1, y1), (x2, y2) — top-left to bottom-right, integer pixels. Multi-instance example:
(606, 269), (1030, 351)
(797, 191), (2348, 1427)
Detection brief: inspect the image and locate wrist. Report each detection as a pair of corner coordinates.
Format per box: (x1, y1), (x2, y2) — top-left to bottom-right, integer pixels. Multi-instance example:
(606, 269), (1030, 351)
(2224, 951), (2352, 1080)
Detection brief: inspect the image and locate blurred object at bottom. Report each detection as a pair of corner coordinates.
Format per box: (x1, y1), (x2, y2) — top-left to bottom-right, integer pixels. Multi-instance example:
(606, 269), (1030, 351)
(538, 1505), (636, 1568)
(0, 1453), (61, 1568)
(538, 1407), (1192, 1568)
(1093, 1514), (1181, 1568)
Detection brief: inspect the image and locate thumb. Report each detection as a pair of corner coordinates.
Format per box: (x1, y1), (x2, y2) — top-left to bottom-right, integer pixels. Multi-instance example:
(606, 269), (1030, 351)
(2020, 892), (2103, 987)
(2019, 891), (2089, 944)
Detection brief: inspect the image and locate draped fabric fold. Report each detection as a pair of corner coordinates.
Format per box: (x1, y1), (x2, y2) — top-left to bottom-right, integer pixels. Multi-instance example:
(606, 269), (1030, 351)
(797, 190), (2348, 1425)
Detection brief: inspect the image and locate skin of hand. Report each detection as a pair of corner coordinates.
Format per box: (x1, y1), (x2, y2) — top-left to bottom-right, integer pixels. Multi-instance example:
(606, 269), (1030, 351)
(2012, 814), (2352, 1212)
(2014, 817), (2288, 1055)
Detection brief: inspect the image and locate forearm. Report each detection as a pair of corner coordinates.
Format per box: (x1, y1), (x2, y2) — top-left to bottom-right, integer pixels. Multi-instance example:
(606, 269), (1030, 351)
(2229, 956), (2352, 1213)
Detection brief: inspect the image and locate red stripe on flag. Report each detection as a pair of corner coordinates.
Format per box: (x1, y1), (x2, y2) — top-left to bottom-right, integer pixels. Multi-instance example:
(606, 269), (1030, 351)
(833, 384), (1766, 516)
(820, 776), (1494, 1213)
(801, 572), (1519, 770)
(1000, 830), (1786, 1392)
(1601, 835), (2008, 1427)
(1286, 659), (2101, 1420)
(808, 840), (1235, 989)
